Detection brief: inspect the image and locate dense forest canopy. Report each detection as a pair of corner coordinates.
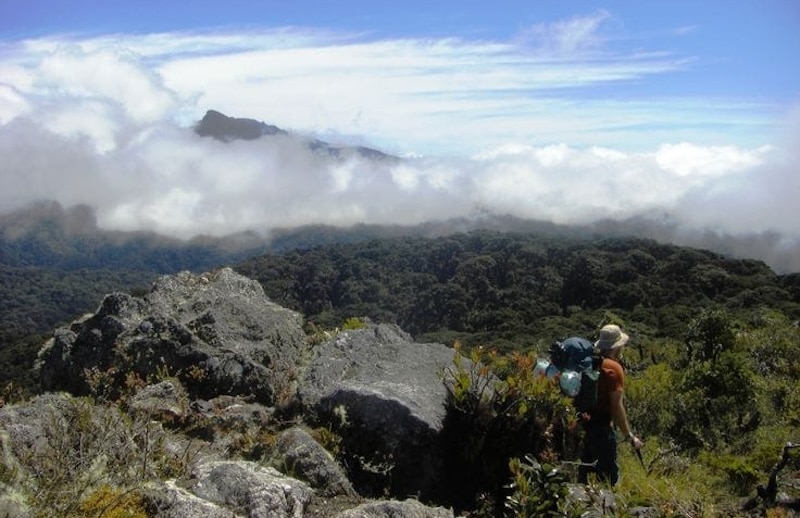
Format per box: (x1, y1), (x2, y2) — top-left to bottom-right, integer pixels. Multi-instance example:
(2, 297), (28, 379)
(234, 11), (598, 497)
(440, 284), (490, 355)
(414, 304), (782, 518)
(2, 225), (799, 389)
(234, 231), (800, 351)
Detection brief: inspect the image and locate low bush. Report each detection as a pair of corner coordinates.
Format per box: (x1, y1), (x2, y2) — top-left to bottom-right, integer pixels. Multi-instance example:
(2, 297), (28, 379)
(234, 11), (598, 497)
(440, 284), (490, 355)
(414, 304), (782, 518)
(440, 343), (577, 514)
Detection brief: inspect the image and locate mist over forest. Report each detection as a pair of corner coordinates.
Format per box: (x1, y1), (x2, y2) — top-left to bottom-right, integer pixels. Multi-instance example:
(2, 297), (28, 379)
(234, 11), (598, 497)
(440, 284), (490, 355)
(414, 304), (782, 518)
(2, 17), (798, 276)
(1, 108), (798, 274)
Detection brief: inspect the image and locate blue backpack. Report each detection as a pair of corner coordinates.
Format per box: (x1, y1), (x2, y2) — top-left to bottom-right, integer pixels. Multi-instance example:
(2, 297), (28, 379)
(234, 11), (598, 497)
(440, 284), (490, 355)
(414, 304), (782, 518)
(548, 337), (602, 413)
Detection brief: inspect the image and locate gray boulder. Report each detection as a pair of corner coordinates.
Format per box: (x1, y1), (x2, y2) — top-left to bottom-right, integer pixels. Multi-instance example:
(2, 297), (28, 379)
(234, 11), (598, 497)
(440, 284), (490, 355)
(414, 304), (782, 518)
(36, 268), (306, 405)
(129, 379), (188, 421)
(188, 460), (313, 517)
(298, 323), (457, 500)
(273, 426), (356, 497)
(143, 480), (236, 518)
(335, 499), (454, 518)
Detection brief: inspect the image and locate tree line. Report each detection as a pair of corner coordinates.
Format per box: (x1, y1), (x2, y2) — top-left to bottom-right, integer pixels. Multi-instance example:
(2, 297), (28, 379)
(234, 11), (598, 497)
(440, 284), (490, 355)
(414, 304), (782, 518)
(234, 230), (800, 351)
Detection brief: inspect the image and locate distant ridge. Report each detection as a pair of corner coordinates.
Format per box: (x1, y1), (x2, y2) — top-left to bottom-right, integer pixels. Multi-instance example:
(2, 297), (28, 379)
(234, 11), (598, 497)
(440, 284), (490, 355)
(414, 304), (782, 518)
(3, 200), (800, 275)
(194, 109), (286, 141)
(194, 109), (398, 161)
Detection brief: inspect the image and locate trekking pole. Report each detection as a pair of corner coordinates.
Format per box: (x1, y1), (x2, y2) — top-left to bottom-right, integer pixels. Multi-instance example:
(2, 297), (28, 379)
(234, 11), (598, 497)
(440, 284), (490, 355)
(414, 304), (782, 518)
(633, 445), (646, 470)
(619, 434), (647, 471)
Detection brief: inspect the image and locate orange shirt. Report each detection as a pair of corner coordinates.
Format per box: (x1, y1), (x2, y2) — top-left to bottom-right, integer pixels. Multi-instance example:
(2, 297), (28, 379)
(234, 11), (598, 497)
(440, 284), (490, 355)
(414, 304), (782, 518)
(594, 357), (624, 420)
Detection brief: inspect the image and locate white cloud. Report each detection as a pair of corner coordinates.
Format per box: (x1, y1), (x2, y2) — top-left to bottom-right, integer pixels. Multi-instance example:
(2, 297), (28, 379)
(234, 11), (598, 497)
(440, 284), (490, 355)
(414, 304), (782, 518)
(0, 23), (795, 271)
(48, 100), (120, 153)
(0, 100), (794, 269)
(522, 9), (612, 55)
(0, 83), (29, 124)
(37, 46), (177, 124)
(141, 29), (701, 155)
(1, 26), (775, 156)
(671, 107), (800, 237)
(655, 142), (771, 177)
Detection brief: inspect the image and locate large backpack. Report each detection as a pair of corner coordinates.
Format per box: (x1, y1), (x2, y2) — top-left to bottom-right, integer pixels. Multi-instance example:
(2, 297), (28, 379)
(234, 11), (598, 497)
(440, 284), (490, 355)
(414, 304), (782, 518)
(548, 337), (603, 414)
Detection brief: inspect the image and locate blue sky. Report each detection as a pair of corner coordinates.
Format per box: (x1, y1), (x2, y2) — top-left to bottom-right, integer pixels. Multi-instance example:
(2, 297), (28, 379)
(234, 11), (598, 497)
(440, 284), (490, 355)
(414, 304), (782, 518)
(2, 0), (797, 152)
(3, 0), (797, 101)
(1, 1), (799, 270)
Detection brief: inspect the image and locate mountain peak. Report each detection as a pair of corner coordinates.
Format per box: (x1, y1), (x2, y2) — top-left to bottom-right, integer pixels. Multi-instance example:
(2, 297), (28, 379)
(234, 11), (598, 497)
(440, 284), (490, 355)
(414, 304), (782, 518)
(194, 109), (286, 141)
(193, 109), (398, 162)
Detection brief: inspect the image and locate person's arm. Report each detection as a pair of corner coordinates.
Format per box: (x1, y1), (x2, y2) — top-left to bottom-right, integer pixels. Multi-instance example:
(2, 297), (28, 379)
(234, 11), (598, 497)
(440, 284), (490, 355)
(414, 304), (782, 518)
(609, 390), (643, 449)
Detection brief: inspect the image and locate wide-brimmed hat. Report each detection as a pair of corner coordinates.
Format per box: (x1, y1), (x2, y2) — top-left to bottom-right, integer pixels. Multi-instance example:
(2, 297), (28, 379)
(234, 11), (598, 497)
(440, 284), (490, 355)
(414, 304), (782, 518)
(595, 324), (629, 351)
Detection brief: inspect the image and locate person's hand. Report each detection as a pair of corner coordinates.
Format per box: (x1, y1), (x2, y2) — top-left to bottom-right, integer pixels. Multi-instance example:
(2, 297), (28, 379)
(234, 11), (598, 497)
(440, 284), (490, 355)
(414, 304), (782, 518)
(630, 434), (643, 450)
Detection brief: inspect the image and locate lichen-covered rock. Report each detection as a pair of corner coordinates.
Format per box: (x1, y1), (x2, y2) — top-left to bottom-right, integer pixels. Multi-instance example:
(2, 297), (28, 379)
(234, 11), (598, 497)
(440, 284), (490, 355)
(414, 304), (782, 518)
(129, 379), (188, 421)
(143, 480), (235, 518)
(36, 268), (306, 405)
(335, 498), (455, 518)
(189, 460), (313, 517)
(273, 426), (356, 497)
(298, 323), (457, 500)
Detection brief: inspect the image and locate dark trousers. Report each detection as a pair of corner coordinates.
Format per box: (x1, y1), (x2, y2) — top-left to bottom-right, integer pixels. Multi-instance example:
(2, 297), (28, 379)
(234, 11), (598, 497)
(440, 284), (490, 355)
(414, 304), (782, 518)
(578, 420), (619, 485)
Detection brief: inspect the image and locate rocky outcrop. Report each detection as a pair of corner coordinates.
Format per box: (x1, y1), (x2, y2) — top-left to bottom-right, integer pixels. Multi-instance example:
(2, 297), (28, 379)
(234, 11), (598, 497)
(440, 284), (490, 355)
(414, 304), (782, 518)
(129, 379), (188, 421)
(146, 461), (314, 518)
(142, 480), (236, 518)
(6, 266), (655, 516)
(298, 324), (457, 500)
(36, 268), (306, 405)
(17, 267), (466, 515)
(186, 460), (314, 516)
(0, 392), (453, 518)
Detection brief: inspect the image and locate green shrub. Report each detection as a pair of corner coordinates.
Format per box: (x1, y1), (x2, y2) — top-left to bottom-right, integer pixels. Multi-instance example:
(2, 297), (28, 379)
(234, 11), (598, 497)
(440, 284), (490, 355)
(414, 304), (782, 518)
(440, 343), (575, 514)
(341, 317), (367, 330)
(700, 453), (761, 496)
(740, 313), (800, 429)
(626, 362), (677, 439)
(616, 446), (724, 517)
(311, 426), (343, 458)
(671, 351), (757, 450)
(683, 308), (738, 363)
(505, 455), (570, 517)
(670, 310), (758, 451)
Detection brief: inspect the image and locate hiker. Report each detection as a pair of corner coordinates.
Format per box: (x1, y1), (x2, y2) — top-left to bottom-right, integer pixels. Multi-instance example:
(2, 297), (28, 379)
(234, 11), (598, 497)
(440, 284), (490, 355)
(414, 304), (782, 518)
(578, 324), (643, 485)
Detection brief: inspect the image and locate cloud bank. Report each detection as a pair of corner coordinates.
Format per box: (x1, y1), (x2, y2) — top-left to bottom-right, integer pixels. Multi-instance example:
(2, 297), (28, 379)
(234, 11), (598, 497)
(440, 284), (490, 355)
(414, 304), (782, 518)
(0, 20), (798, 272)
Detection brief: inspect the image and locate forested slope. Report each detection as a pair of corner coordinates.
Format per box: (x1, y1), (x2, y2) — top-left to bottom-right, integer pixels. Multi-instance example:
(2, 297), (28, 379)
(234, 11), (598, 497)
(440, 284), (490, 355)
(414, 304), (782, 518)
(234, 230), (800, 350)
(3, 225), (799, 391)
(2, 222), (799, 512)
